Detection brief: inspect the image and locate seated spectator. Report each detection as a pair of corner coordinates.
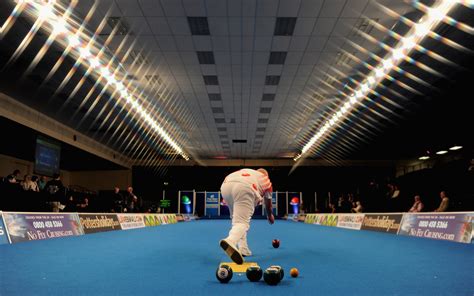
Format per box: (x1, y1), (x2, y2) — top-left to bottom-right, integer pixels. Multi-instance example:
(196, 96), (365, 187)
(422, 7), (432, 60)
(77, 197), (89, 212)
(38, 176), (47, 191)
(434, 191), (449, 212)
(6, 169), (21, 183)
(408, 195), (424, 212)
(351, 201), (363, 213)
(65, 195), (77, 212)
(21, 174), (39, 192)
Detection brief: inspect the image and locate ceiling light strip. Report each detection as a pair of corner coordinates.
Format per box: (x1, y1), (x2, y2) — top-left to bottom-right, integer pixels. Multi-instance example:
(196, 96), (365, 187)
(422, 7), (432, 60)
(23, 1), (189, 161)
(296, 0), (457, 161)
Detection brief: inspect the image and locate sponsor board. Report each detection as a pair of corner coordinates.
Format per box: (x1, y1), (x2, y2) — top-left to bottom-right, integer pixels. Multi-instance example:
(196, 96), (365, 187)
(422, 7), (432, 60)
(399, 213), (473, 243)
(0, 212), (11, 244)
(361, 214), (403, 233)
(304, 214), (338, 227)
(3, 212), (84, 243)
(205, 192), (219, 216)
(143, 214), (177, 226)
(337, 214), (365, 230)
(117, 214), (145, 230)
(79, 214), (121, 234)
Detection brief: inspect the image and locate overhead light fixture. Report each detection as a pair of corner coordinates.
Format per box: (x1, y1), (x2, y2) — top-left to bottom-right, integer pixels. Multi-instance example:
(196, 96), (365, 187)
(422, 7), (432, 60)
(449, 146), (463, 151)
(22, 1), (190, 161)
(295, 0), (457, 162)
(436, 150), (448, 155)
(419, 156), (430, 160)
(67, 35), (80, 47)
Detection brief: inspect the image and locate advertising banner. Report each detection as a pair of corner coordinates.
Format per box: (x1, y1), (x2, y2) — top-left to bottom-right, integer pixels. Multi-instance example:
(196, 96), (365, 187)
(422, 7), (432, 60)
(399, 213), (473, 243)
(337, 214), (365, 230)
(361, 214), (403, 233)
(3, 212), (84, 243)
(79, 214), (121, 234)
(143, 214), (177, 226)
(205, 192), (219, 216)
(144, 214), (163, 226)
(0, 212), (10, 244)
(117, 214), (145, 230)
(271, 192), (277, 216)
(304, 214), (338, 227)
(305, 214), (319, 224)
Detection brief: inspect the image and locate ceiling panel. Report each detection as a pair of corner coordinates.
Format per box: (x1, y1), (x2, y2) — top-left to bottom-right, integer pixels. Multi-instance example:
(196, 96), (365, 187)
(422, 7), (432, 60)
(3, 0), (458, 161)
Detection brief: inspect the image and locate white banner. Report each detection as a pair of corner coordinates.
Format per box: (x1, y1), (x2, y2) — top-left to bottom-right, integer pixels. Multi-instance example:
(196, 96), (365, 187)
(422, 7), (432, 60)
(117, 214), (145, 230)
(337, 214), (365, 230)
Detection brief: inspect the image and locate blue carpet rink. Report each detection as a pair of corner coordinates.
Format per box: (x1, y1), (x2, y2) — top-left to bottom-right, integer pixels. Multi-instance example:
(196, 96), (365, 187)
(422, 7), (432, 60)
(1, 220), (473, 296)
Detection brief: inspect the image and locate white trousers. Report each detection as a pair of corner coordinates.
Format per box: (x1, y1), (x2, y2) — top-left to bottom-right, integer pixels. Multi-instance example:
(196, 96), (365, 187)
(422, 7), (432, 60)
(220, 182), (256, 251)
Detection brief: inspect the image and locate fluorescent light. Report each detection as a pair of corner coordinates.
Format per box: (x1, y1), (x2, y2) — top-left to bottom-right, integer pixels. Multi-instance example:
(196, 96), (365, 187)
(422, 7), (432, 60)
(355, 90), (363, 98)
(402, 36), (416, 50)
(428, 7), (444, 21)
(392, 48), (405, 61)
(68, 35), (80, 47)
(382, 59), (393, 70)
(38, 4), (54, 21)
(436, 150), (448, 155)
(415, 22), (430, 37)
(100, 67), (110, 77)
(361, 83), (369, 92)
(375, 67), (384, 78)
(449, 146), (463, 151)
(79, 47), (91, 58)
(52, 19), (67, 35)
(349, 95), (357, 104)
(89, 57), (101, 68)
(419, 156), (430, 160)
(367, 76), (375, 85)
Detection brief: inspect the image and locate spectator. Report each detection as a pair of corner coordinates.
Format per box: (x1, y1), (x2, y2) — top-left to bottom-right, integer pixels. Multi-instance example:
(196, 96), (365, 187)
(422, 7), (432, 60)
(6, 169), (21, 183)
(408, 195), (424, 212)
(351, 201), (363, 213)
(336, 196), (351, 213)
(126, 186), (140, 213)
(328, 203), (336, 213)
(45, 173), (65, 212)
(77, 197), (89, 212)
(21, 174), (39, 192)
(65, 195), (76, 212)
(390, 184), (402, 212)
(434, 191), (449, 212)
(38, 176), (47, 191)
(112, 186), (124, 212)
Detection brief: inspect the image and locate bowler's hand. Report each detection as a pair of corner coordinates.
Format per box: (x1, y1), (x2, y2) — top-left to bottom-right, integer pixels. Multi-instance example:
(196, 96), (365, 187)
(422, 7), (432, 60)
(268, 213), (275, 224)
